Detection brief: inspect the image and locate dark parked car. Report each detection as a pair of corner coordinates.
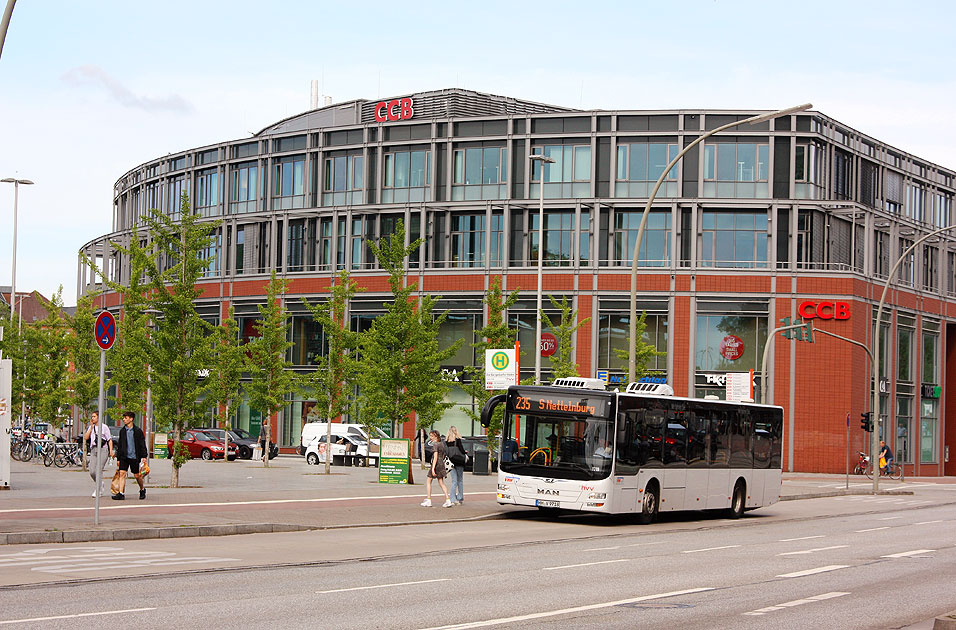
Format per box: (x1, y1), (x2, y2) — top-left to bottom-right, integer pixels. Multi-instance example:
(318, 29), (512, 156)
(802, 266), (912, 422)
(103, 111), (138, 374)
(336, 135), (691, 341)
(232, 427), (280, 460)
(195, 427), (265, 460)
(167, 429), (238, 460)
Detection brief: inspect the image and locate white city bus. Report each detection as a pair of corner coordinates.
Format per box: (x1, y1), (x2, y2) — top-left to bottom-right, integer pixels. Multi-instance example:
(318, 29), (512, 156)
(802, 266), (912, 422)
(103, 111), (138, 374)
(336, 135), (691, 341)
(480, 378), (783, 522)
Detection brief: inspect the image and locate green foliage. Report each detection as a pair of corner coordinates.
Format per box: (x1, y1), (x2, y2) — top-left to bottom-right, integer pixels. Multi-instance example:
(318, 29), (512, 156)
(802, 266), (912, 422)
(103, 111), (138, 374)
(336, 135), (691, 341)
(540, 294), (591, 381)
(357, 221), (462, 437)
(245, 271), (298, 466)
(206, 306), (245, 431)
(302, 271), (363, 472)
(65, 291), (101, 422)
(613, 310), (666, 380)
(139, 195), (219, 484)
(26, 288), (71, 427)
(461, 277), (520, 451)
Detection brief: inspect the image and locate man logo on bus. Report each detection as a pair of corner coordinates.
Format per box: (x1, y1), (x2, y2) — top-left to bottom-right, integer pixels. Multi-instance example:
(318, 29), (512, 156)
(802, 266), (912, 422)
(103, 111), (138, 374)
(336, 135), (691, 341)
(491, 351), (510, 370)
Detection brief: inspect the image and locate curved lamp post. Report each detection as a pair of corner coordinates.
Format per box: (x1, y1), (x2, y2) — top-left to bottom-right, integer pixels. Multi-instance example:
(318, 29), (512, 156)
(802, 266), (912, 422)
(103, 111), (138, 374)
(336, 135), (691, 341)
(529, 153), (555, 385)
(2, 177), (33, 429)
(870, 224), (956, 492)
(627, 104), (812, 384)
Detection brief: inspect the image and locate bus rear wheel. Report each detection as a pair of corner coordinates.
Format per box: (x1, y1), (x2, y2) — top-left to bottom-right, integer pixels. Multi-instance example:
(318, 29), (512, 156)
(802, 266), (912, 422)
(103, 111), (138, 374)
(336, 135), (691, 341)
(727, 481), (746, 519)
(638, 483), (659, 524)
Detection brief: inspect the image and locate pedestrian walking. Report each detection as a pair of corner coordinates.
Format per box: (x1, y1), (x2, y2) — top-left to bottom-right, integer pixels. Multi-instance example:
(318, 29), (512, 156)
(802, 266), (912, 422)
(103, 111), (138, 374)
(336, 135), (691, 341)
(445, 426), (466, 505)
(83, 412), (113, 498)
(421, 430), (452, 508)
(114, 411), (149, 500)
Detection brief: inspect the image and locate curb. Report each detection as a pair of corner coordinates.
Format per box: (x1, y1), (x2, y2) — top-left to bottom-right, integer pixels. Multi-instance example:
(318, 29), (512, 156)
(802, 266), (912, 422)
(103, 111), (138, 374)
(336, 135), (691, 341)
(780, 488), (913, 501)
(0, 523), (312, 546)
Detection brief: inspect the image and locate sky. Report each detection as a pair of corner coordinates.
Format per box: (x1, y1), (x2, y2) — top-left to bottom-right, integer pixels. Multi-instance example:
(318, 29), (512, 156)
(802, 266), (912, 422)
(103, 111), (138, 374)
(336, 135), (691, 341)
(1, 0), (954, 306)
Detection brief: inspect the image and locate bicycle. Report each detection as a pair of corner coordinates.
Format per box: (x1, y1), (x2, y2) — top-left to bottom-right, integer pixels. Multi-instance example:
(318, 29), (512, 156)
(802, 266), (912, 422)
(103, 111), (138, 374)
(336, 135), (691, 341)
(53, 442), (83, 468)
(852, 451), (869, 475)
(865, 460), (903, 480)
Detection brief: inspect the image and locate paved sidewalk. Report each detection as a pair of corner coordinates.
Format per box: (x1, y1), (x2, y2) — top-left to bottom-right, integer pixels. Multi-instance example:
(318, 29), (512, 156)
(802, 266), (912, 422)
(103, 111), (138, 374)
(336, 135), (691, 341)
(0, 458), (926, 545)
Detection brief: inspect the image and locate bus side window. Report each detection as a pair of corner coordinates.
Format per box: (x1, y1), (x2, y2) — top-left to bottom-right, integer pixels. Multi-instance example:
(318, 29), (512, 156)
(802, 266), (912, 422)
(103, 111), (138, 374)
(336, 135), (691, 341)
(770, 412), (783, 469)
(687, 412), (709, 467)
(729, 409), (753, 468)
(664, 410), (687, 465)
(615, 411), (639, 475)
(637, 408), (664, 468)
(752, 409), (772, 469)
(712, 410), (730, 467)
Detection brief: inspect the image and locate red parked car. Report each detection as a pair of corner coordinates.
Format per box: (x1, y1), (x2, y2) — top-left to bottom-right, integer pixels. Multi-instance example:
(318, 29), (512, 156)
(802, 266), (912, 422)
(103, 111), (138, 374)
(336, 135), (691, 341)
(168, 430), (238, 461)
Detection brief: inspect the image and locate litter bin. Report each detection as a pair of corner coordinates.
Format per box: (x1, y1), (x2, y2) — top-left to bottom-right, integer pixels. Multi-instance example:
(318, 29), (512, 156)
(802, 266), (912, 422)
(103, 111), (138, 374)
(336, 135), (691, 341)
(472, 447), (490, 475)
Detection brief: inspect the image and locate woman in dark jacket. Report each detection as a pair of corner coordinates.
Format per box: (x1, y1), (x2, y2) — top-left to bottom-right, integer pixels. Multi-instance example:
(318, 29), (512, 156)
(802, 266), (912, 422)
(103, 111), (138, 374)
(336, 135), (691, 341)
(421, 430), (452, 508)
(445, 426), (466, 504)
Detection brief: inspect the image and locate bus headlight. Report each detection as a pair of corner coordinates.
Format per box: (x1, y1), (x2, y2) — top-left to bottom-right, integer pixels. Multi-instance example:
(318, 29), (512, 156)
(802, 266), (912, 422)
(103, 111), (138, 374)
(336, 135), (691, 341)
(587, 492), (607, 500)
(497, 493), (512, 500)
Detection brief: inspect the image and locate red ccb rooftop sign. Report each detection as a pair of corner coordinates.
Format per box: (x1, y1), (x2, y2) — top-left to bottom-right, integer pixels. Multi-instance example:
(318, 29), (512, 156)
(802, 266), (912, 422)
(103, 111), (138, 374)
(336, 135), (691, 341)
(798, 300), (850, 320)
(374, 98), (414, 122)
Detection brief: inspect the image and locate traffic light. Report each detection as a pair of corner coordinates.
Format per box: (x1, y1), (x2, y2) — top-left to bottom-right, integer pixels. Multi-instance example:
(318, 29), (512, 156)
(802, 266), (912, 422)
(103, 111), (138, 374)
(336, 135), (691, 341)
(860, 412), (872, 432)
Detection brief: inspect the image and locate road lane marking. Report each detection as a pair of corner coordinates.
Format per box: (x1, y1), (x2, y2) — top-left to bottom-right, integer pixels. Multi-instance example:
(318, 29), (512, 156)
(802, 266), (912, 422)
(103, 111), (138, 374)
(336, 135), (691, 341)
(855, 527), (890, 533)
(744, 592), (849, 616)
(543, 559), (629, 571)
(0, 491), (499, 514)
(682, 545), (740, 554)
(416, 587), (715, 630)
(777, 565), (849, 578)
(625, 541), (665, 547)
(914, 520), (943, 525)
(0, 608), (156, 625)
(879, 516), (902, 520)
(778, 535), (824, 542)
(318, 578), (450, 594)
(881, 549), (934, 558)
(778, 545), (847, 556)
(583, 546), (620, 551)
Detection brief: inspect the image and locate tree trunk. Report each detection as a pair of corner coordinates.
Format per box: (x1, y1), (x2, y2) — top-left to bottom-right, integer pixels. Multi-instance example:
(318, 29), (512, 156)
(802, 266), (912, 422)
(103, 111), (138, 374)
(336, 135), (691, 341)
(324, 401), (334, 475)
(223, 405), (230, 464)
(262, 414), (271, 468)
(171, 426), (181, 488)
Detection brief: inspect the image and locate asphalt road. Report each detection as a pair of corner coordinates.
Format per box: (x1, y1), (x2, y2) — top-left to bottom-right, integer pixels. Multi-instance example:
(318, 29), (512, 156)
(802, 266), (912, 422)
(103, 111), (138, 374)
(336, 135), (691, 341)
(0, 489), (954, 629)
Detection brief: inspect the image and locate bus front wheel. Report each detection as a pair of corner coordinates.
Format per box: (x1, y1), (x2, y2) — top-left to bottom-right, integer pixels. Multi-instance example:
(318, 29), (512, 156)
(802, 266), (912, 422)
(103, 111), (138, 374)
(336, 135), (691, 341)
(638, 483), (659, 524)
(727, 480), (746, 519)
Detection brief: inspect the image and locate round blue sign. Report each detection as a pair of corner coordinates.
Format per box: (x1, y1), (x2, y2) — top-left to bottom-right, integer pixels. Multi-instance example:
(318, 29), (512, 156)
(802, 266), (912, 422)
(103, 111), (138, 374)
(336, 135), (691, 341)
(94, 311), (116, 350)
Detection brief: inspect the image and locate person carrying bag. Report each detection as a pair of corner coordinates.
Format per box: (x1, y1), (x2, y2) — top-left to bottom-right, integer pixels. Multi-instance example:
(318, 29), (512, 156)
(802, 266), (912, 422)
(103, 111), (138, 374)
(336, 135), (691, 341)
(445, 426), (466, 505)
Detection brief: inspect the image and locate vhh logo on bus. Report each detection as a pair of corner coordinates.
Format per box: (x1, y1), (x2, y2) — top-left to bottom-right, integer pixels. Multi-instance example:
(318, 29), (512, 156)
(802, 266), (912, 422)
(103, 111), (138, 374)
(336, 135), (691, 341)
(798, 300), (850, 320)
(374, 98), (414, 122)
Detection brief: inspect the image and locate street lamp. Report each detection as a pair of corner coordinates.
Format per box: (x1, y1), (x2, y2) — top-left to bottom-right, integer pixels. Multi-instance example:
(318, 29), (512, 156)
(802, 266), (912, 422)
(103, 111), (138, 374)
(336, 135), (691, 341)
(626, 104), (812, 384)
(529, 153), (555, 385)
(870, 224), (956, 493)
(2, 176), (33, 428)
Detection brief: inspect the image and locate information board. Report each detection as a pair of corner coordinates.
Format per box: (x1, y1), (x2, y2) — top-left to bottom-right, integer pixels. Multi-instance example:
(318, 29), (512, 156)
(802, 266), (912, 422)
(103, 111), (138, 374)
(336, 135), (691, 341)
(378, 438), (411, 484)
(485, 349), (517, 390)
(725, 371), (754, 402)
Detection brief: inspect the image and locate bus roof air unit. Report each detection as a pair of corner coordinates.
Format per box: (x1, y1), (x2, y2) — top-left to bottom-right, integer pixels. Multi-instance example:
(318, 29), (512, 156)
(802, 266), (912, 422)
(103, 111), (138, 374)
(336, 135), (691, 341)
(626, 382), (675, 396)
(551, 377), (608, 390)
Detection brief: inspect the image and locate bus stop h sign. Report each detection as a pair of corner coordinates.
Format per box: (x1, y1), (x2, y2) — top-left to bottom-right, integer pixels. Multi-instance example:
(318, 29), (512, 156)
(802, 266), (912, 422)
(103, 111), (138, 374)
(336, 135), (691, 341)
(94, 311), (116, 350)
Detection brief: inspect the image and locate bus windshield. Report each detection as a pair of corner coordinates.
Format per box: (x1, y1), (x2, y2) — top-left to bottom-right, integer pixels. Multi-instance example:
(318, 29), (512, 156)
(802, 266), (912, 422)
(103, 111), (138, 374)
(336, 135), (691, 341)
(500, 412), (614, 481)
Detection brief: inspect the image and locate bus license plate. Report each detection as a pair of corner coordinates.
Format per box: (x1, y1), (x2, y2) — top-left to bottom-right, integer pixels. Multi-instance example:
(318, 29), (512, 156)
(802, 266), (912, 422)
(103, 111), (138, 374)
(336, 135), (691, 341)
(536, 500), (559, 508)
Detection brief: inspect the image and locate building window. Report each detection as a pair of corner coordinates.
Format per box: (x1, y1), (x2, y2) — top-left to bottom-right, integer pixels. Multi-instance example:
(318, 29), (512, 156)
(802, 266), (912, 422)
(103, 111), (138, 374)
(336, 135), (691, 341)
(323, 154), (364, 206)
(833, 150), (852, 201)
(896, 396), (912, 464)
(235, 226), (245, 275)
(695, 307), (769, 400)
(613, 210), (670, 267)
(336, 217), (346, 270)
(287, 219), (306, 273)
(319, 217), (333, 270)
(700, 210), (768, 268)
(531, 145), (591, 198)
(383, 149), (431, 203)
(702, 142), (770, 198)
(452, 147), (508, 200)
(201, 229), (220, 278)
(195, 168), (220, 217)
(947, 251), (956, 297)
(166, 177), (188, 219)
(794, 141), (826, 200)
(597, 309), (668, 376)
(273, 155), (306, 210)
(934, 192), (952, 228)
(897, 326), (913, 382)
(580, 210), (590, 266)
(615, 142), (678, 198)
(922, 331), (937, 384)
(899, 238), (915, 286)
(530, 211), (574, 266)
(450, 214), (485, 267)
(920, 398), (938, 464)
(490, 213), (504, 267)
(884, 171), (904, 214)
(906, 184), (927, 223)
(230, 162), (258, 214)
(922, 245), (938, 291)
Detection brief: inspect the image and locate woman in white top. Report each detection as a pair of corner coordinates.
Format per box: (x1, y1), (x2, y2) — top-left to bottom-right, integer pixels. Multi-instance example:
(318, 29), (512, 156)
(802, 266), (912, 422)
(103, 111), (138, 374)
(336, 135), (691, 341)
(83, 412), (114, 496)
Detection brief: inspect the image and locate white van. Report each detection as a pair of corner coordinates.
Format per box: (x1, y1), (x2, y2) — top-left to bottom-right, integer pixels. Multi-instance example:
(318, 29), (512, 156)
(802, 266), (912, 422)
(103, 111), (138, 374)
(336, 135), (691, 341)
(300, 422), (388, 452)
(304, 432), (377, 467)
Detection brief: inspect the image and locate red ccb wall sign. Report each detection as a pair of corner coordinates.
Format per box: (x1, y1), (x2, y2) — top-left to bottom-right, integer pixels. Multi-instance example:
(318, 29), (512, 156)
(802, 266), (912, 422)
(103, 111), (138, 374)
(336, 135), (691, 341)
(374, 98), (414, 122)
(798, 301), (850, 320)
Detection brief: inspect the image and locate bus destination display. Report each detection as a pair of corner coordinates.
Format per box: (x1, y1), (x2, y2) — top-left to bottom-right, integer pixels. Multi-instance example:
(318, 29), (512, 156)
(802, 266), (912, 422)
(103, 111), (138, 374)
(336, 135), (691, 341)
(510, 390), (612, 418)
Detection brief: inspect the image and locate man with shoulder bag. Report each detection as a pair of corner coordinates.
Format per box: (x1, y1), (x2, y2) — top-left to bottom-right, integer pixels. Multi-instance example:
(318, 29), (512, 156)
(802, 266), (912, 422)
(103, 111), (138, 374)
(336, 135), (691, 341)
(114, 411), (149, 500)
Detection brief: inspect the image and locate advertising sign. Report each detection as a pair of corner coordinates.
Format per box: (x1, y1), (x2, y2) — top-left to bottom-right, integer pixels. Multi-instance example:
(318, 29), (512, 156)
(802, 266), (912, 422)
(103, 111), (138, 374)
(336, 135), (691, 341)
(719, 335), (744, 360)
(540, 333), (557, 357)
(378, 438), (411, 484)
(0, 359), (11, 488)
(485, 348), (517, 390)
(725, 371), (754, 402)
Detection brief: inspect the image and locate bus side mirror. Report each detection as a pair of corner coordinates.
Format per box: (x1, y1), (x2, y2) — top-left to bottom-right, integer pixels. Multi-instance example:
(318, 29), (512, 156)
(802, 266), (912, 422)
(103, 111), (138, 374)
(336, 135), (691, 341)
(480, 394), (507, 428)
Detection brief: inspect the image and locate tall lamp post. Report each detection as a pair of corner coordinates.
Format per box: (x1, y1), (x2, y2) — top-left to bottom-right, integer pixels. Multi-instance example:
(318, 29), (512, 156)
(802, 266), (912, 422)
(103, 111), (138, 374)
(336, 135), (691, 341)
(2, 177), (33, 428)
(529, 153), (555, 385)
(870, 224), (956, 492)
(627, 104), (812, 384)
